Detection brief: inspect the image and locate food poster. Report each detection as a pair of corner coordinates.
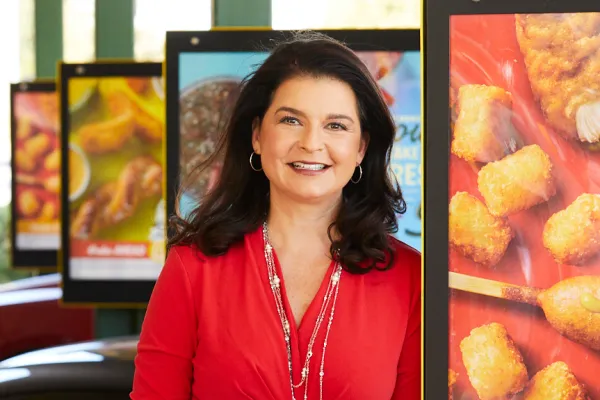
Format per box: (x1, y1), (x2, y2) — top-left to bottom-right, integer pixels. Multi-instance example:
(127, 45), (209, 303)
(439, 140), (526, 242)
(67, 76), (165, 281)
(13, 89), (61, 251)
(178, 51), (422, 250)
(448, 14), (600, 399)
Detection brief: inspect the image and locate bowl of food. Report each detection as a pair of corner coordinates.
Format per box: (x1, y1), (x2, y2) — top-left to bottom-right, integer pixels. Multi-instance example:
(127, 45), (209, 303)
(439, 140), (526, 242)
(68, 78), (98, 113)
(179, 76), (242, 198)
(68, 143), (91, 202)
(152, 76), (164, 100)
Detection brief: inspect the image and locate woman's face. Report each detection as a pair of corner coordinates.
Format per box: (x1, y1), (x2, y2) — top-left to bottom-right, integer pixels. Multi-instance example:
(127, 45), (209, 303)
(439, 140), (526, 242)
(252, 76), (367, 204)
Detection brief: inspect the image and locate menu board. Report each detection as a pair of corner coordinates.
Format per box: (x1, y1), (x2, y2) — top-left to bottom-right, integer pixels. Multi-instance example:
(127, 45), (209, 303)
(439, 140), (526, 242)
(167, 30), (422, 250)
(425, 2), (600, 398)
(60, 62), (164, 305)
(10, 82), (60, 269)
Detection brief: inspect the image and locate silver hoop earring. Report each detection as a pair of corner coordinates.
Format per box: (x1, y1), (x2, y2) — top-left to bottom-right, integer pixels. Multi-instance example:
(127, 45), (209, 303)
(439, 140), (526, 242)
(249, 152), (262, 171)
(351, 164), (362, 184)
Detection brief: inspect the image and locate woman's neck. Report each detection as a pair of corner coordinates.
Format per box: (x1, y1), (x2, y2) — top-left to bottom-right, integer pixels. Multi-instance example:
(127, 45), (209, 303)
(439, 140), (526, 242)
(266, 191), (341, 255)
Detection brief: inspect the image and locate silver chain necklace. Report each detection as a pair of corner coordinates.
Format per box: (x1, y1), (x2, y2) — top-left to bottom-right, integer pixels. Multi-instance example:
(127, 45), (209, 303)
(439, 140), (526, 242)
(262, 222), (342, 400)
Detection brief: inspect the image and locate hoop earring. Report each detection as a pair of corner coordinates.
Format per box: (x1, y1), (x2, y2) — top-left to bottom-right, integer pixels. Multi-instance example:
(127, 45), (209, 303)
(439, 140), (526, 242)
(249, 152), (262, 171)
(351, 164), (362, 184)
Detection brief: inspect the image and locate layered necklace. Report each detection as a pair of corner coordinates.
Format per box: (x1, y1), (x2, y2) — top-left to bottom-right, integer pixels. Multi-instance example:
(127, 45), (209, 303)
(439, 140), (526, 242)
(262, 222), (343, 400)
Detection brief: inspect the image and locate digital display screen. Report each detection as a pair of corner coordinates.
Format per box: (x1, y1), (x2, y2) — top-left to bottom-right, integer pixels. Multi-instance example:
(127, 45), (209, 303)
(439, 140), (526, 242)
(13, 89), (60, 251)
(448, 13), (600, 398)
(66, 75), (165, 281)
(178, 50), (422, 249)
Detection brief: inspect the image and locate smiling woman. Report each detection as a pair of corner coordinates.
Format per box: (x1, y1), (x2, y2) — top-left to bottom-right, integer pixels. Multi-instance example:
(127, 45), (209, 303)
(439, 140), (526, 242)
(132, 32), (422, 400)
(252, 76), (367, 202)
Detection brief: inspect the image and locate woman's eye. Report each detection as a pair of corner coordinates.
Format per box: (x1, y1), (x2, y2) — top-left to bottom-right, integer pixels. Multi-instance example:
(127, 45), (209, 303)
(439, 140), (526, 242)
(327, 122), (347, 131)
(280, 116), (300, 125)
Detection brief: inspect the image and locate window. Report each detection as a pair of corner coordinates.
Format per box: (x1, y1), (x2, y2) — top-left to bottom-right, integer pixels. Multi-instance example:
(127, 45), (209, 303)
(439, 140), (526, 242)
(134, 0), (212, 62)
(19, 0), (35, 81)
(0, 0), (34, 282)
(0, 0), (31, 196)
(272, 0), (420, 29)
(63, 0), (96, 63)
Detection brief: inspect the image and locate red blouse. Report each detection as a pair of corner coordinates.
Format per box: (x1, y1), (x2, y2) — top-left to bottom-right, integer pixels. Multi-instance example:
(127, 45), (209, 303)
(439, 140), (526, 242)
(131, 226), (421, 399)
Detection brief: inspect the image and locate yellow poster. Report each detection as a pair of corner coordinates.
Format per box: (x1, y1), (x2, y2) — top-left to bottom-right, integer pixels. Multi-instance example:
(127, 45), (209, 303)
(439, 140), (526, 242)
(68, 76), (165, 280)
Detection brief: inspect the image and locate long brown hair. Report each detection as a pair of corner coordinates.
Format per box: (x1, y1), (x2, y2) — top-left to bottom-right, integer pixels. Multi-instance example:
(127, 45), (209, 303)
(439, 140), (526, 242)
(169, 32), (406, 274)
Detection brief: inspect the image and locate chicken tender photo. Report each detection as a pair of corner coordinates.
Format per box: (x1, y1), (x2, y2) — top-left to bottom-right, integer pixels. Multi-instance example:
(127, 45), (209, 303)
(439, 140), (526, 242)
(460, 323), (528, 400)
(477, 144), (556, 216)
(452, 84), (518, 163)
(543, 193), (600, 265)
(449, 192), (514, 267)
(523, 361), (590, 400)
(515, 13), (600, 144)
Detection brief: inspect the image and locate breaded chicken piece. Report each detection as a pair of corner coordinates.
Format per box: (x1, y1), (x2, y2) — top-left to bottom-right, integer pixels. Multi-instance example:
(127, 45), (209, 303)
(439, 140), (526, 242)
(460, 323), (528, 400)
(449, 192), (513, 267)
(543, 193), (600, 265)
(452, 84), (517, 163)
(515, 13), (600, 143)
(523, 361), (590, 400)
(477, 144), (556, 216)
(449, 369), (458, 400)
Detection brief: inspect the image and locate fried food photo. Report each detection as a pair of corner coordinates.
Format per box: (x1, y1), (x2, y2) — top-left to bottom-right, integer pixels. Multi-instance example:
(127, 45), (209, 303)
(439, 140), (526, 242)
(14, 111), (60, 223)
(70, 156), (163, 240)
(477, 144), (556, 216)
(543, 193), (600, 265)
(78, 78), (164, 154)
(452, 84), (517, 163)
(523, 361), (590, 400)
(515, 13), (600, 144)
(537, 275), (600, 351)
(448, 369), (458, 400)
(449, 192), (513, 267)
(460, 322), (528, 400)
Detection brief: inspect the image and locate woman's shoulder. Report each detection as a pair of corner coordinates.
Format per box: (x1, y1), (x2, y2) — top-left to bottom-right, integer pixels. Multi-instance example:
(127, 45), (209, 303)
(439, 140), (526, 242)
(164, 237), (251, 281)
(388, 235), (421, 270)
(383, 236), (421, 290)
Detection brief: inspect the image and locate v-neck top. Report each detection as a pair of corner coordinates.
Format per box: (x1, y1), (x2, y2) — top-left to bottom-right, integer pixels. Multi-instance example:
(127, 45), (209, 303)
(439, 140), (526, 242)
(131, 226), (421, 400)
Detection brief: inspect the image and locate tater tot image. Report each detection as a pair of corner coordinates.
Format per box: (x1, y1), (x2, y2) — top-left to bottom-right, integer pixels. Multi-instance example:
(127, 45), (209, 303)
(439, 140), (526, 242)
(449, 192), (513, 266)
(477, 144), (556, 216)
(460, 323), (528, 400)
(15, 148), (36, 173)
(18, 190), (41, 218)
(39, 202), (57, 221)
(44, 149), (60, 172)
(449, 369), (458, 400)
(23, 133), (51, 159)
(543, 194), (600, 265)
(452, 84), (516, 163)
(523, 361), (590, 400)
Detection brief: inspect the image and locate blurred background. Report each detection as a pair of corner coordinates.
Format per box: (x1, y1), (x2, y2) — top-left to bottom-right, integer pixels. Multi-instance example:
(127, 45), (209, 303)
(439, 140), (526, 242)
(0, 1), (419, 398)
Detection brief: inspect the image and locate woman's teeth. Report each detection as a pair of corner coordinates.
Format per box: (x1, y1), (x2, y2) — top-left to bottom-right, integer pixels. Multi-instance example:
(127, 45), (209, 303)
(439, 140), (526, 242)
(291, 162), (327, 170)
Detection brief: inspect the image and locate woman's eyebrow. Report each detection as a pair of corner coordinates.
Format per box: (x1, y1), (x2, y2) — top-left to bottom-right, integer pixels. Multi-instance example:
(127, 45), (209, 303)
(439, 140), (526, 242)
(275, 106), (354, 123)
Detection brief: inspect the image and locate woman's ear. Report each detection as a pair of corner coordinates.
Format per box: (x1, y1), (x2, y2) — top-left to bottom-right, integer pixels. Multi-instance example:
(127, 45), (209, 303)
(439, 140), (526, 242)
(251, 117), (261, 154)
(357, 132), (370, 164)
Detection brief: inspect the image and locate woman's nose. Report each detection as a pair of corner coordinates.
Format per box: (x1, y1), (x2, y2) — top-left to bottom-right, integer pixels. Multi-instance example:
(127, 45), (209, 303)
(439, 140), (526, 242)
(299, 125), (324, 153)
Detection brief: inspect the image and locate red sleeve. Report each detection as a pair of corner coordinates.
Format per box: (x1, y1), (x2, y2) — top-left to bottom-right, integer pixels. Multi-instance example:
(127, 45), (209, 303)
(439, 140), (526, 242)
(392, 250), (422, 399)
(131, 247), (198, 399)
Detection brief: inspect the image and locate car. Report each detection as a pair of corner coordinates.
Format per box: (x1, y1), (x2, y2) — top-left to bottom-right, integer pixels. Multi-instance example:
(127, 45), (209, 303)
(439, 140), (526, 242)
(0, 336), (138, 399)
(0, 274), (95, 361)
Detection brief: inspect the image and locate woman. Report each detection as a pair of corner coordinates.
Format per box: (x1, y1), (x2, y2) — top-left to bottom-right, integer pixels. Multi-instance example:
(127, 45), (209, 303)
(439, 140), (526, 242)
(131, 32), (421, 399)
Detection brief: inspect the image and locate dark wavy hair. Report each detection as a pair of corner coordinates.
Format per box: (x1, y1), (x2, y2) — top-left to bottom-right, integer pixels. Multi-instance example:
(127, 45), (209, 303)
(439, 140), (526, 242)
(169, 31), (406, 274)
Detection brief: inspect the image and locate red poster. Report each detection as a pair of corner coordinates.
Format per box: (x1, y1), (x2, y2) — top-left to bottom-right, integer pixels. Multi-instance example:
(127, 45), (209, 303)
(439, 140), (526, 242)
(449, 13), (600, 399)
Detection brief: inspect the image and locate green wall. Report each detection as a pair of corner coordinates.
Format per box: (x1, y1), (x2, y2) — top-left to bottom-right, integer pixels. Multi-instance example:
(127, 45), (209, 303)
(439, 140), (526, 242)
(34, 0), (62, 78)
(33, 0), (271, 339)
